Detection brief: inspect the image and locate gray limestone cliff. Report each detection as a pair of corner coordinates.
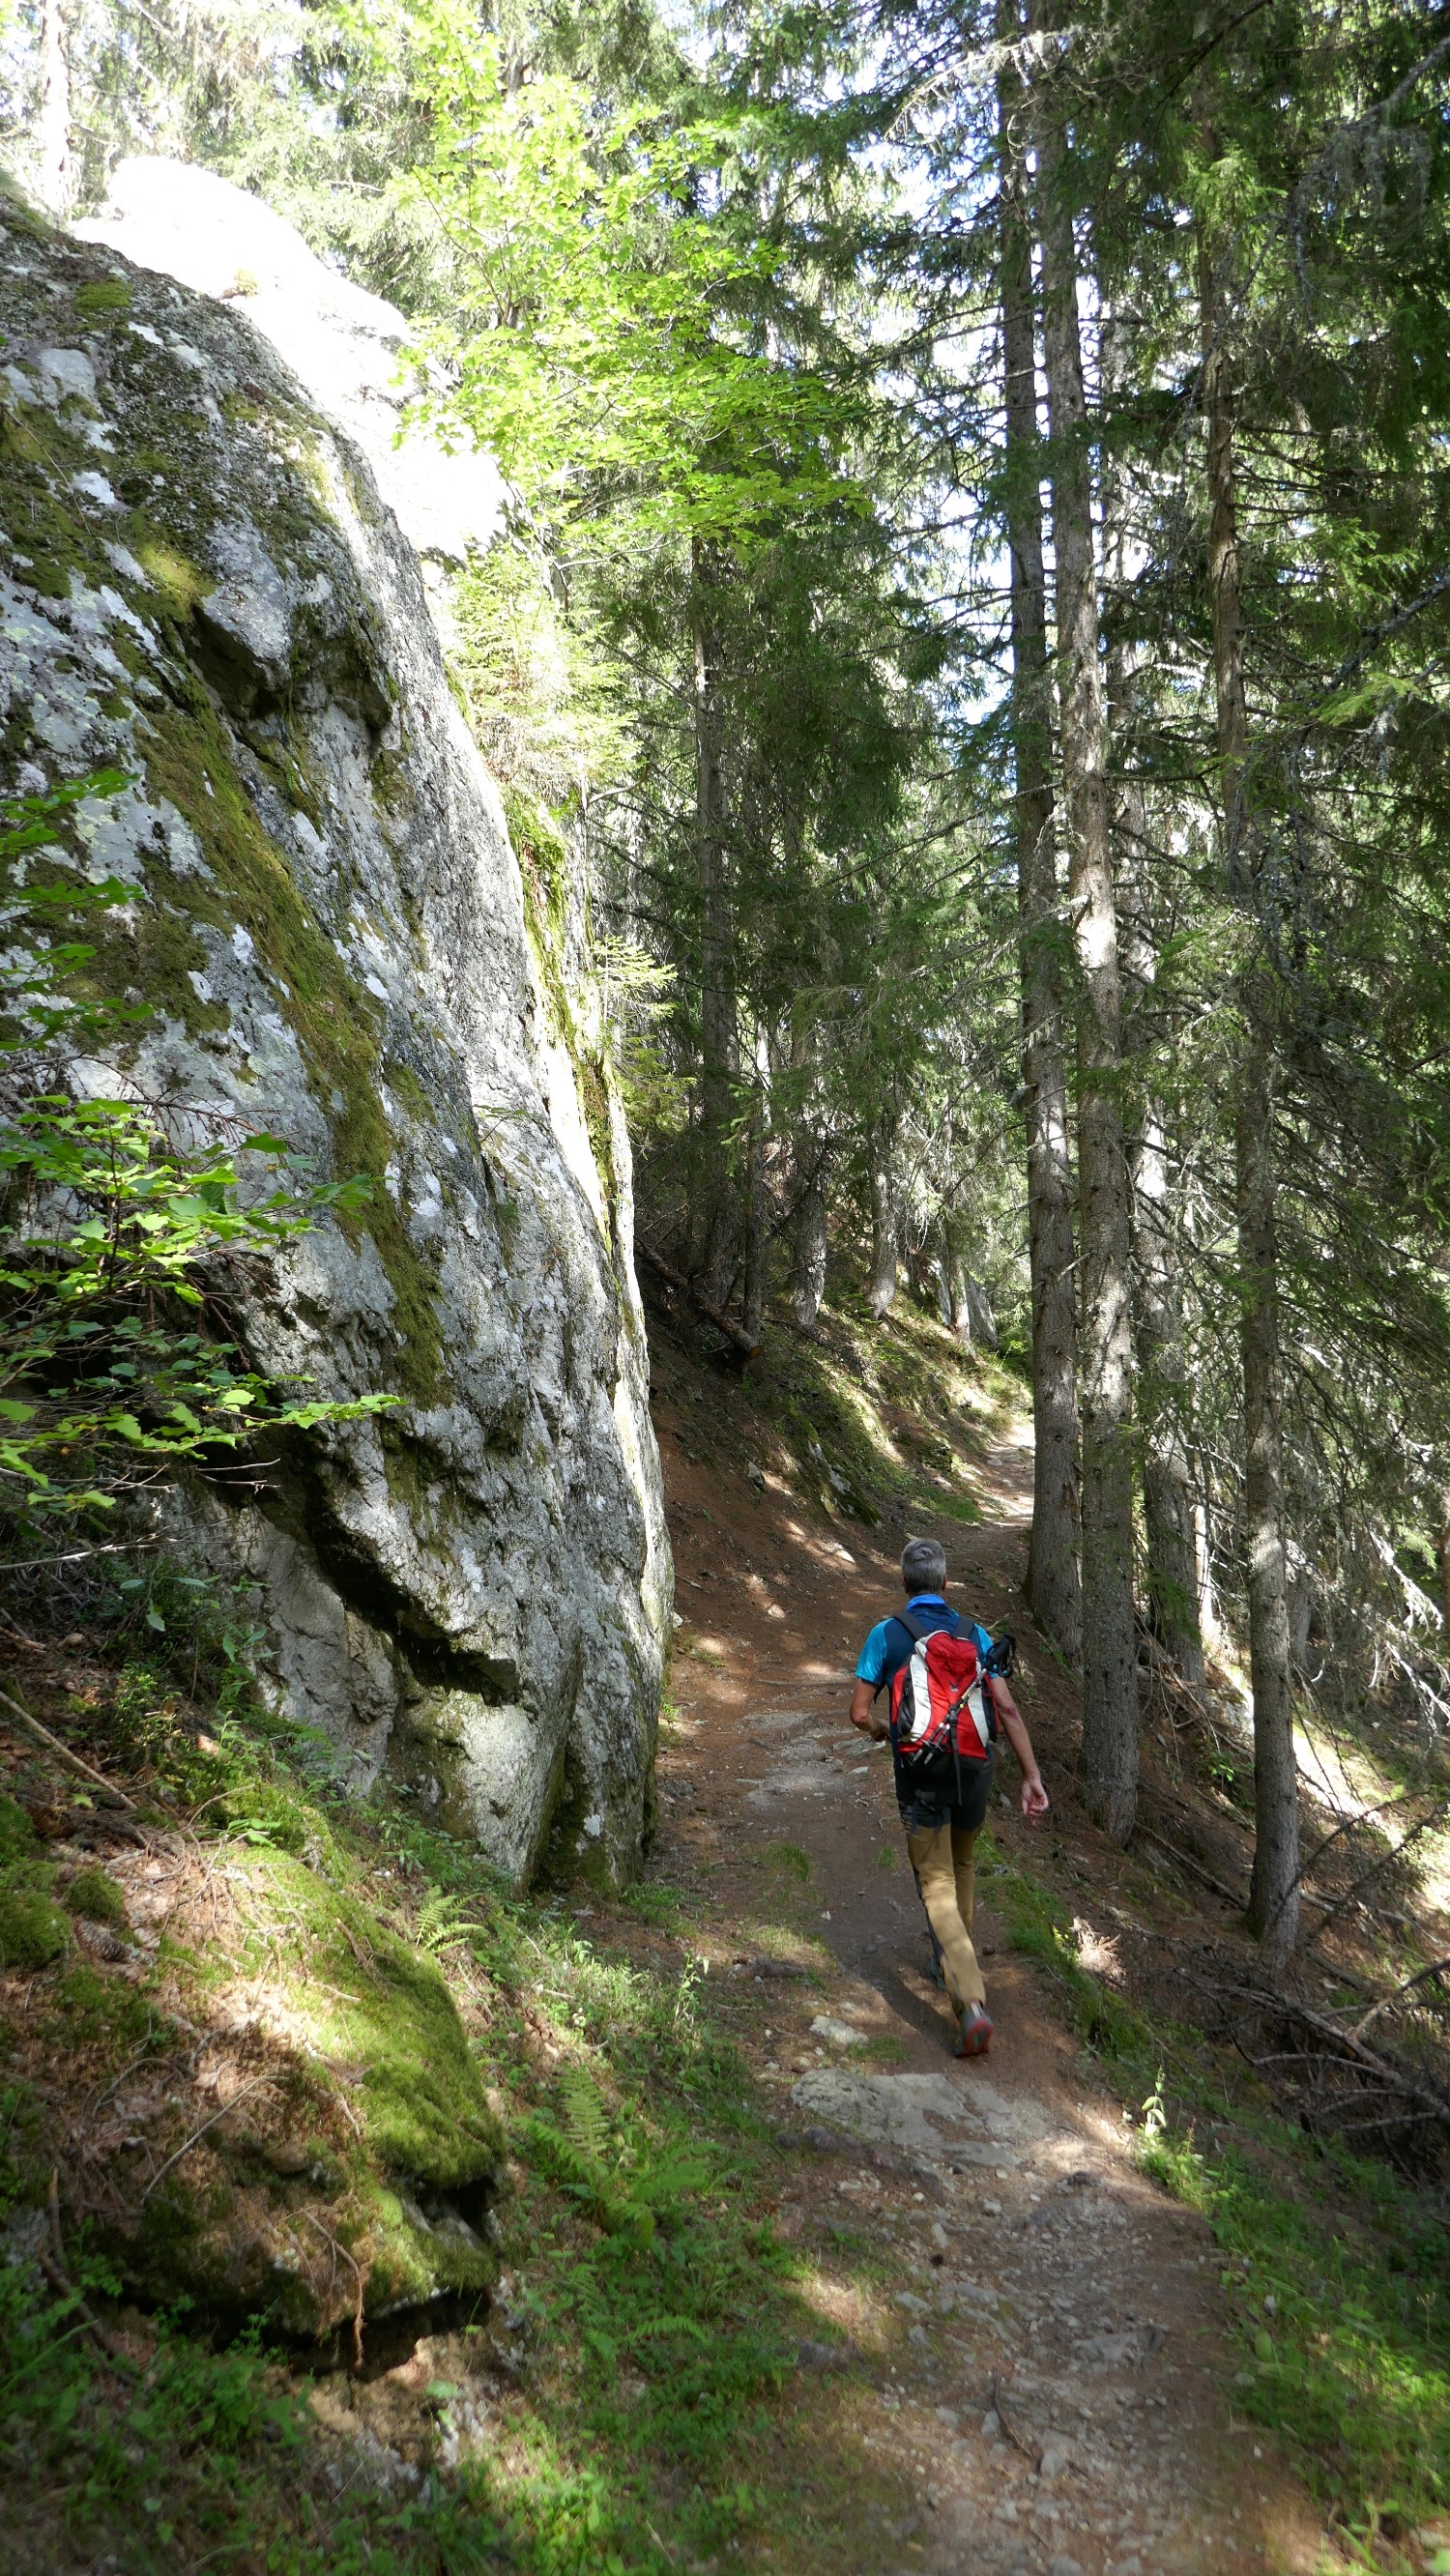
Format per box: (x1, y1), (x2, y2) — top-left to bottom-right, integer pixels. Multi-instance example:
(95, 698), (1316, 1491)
(0, 168), (671, 1887)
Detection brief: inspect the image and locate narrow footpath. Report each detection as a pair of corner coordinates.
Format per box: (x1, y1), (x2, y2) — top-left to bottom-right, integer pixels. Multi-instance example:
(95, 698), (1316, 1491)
(650, 1412), (1325, 2576)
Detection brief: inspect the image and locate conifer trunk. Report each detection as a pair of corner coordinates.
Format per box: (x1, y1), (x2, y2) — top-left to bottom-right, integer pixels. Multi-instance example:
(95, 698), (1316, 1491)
(792, 1153), (827, 1330)
(692, 540), (737, 1301)
(1101, 306), (1203, 1687)
(741, 1093), (766, 1345)
(999, 25), (1083, 1664)
(1199, 210), (1299, 1968)
(1130, 1090), (1204, 1683)
(1032, 24), (1139, 1840)
(790, 1007), (829, 1330)
(866, 1121), (900, 1320)
(938, 1212), (974, 1346)
(37, 0), (72, 217)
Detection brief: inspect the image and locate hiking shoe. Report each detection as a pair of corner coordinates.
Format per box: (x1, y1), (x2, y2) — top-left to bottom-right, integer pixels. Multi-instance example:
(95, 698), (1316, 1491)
(955, 2003), (994, 2058)
(927, 1947), (946, 1991)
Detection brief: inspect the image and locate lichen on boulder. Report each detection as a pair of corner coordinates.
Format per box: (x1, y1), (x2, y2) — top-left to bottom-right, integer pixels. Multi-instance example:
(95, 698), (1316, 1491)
(0, 172), (670, 1890)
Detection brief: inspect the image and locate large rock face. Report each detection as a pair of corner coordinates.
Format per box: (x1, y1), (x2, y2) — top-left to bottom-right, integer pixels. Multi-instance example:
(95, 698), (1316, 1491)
(0, 173), (671, 1886)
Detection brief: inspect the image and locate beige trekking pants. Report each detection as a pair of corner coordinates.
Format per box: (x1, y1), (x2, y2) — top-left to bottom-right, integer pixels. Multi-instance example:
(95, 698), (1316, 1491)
(905, 1820), (986, 2012)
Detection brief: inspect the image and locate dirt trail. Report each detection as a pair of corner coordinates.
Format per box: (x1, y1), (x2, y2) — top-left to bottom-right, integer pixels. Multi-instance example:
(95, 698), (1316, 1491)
(653, 1416), (1324, 2576)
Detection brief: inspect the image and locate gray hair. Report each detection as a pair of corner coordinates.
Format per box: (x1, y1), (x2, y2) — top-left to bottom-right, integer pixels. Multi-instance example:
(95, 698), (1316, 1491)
(901, 1536), (947, 1595)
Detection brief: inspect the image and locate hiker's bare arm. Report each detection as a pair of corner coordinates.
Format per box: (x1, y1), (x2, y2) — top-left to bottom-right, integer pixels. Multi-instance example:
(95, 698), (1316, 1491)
(993, 1681), (1050, 1819)
(850, 1680), (889, 1740)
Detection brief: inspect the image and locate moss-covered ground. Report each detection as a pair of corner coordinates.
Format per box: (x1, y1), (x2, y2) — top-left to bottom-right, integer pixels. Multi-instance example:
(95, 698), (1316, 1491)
(0, 1568), (908, 2576)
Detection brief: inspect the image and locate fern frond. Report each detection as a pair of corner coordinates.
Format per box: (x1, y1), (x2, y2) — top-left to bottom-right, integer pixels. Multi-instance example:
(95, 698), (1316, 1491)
(560, 2067), (611, 2162)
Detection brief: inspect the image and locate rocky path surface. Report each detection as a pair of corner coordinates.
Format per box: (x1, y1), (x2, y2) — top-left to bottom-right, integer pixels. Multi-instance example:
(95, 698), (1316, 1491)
(652, 1424), (1322, 2576)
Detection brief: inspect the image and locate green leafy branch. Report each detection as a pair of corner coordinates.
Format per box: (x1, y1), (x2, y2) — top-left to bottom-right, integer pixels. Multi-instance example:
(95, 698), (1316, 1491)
(1, 777), (397, 1537)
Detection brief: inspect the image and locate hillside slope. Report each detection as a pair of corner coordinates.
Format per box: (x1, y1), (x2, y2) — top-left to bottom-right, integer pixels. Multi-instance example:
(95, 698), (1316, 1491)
(4, 1282), (1447, 2575)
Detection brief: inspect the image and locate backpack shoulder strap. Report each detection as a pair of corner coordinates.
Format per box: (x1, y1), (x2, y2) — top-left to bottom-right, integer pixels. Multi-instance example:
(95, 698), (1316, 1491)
(893, 1608), (933, 1644)
(893, 1607), (964, 1644)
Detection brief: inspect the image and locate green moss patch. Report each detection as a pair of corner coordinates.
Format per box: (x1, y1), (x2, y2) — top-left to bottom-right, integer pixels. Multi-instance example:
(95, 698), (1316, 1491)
(0, 1881), (70, 1968)
(63, 1864), (128, 1927)
(73, 278), (132, 317)
(227, 1852), (504, 2194)
(0, 1795), (70, 1967)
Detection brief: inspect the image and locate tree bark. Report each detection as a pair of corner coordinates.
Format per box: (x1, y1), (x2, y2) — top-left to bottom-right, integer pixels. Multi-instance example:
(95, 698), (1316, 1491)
(1131, 1094), (1204, 1682)
(790, 1005), (829, 1330)
(1199, 194), (1299, 1968)
(999, 21), (1083, 1664)
(793, 1155), (827, 1330)
(938, 1210), (973, 1345)
(37, 0), (72, 217)
(1101, 312), (1204, 1687)
(866, 1120), (900, 1320)
(741, 1090), (767, 1345)
(692, 539), (737, 1301)
(1032, 18), (1139, 1840)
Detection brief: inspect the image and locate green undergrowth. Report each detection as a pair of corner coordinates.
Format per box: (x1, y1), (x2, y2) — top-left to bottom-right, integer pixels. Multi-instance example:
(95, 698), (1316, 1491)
(745, 1288), (1020, 1527)
(0, 1582), (857, 2575)
(981, 1829), (1450, 2563)
(0, 2248), (512, 2576)
(652, 1277), (1020, 1531)
(1139, 2115), (1450, 2564)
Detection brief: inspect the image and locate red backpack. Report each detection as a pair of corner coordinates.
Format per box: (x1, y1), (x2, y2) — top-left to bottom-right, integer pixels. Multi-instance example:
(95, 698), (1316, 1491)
(887, 1608), (999, 1768)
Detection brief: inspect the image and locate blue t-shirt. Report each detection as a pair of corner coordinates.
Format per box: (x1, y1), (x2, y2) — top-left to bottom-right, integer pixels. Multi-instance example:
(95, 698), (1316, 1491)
(856, 1594), (997, 1809)
(856, 1595), (993, 1696)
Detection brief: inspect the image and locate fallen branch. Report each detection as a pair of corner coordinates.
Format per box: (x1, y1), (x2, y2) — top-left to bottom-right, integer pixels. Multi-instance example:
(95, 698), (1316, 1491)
(1349, 1954), (1450, 2042)
(0, 1686), (135, 1810)
(634, 1240), (760, 1363)
(1305, 1802), (1449, 1951)
(0, 1540), (160, 1575)
(1137, 1830), (1246, 1911)
(1215, 1980), (1450, 2129)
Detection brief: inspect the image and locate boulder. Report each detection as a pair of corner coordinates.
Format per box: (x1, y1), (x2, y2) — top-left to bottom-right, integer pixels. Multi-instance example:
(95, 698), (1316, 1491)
(0, 176), (669, 1886)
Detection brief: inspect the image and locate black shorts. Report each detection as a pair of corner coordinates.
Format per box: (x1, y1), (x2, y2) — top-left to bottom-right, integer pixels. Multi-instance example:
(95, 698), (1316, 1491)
(895, 1746), (995, 1838)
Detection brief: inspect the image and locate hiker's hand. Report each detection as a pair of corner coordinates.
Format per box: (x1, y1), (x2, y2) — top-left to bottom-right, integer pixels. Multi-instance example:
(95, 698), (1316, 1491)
(1021, 1774), (1050, 1821)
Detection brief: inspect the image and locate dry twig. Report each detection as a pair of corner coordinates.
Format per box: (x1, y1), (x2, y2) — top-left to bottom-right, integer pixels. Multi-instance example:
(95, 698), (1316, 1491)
(1349, 1954), (1450, 2042)
(0, 1685), (135, 1809)
(138, 2073), (271, 2206)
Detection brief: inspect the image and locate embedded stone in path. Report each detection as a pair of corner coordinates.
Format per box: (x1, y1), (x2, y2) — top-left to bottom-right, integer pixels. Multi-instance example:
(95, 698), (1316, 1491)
(791, 2068), (979, 2154)
(788, 2061), (1060, 2163)
(791, 2067), (1056, 2160)
(810, 2014), (870, 2047)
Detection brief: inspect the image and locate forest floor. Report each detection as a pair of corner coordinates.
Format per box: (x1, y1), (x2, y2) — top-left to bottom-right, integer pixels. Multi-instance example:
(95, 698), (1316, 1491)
(2, 1291), (1447, 2576)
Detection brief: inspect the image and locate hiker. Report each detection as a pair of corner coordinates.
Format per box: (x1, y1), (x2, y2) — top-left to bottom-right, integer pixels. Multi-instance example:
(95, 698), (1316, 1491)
(849, 1536), (1049, 2057)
